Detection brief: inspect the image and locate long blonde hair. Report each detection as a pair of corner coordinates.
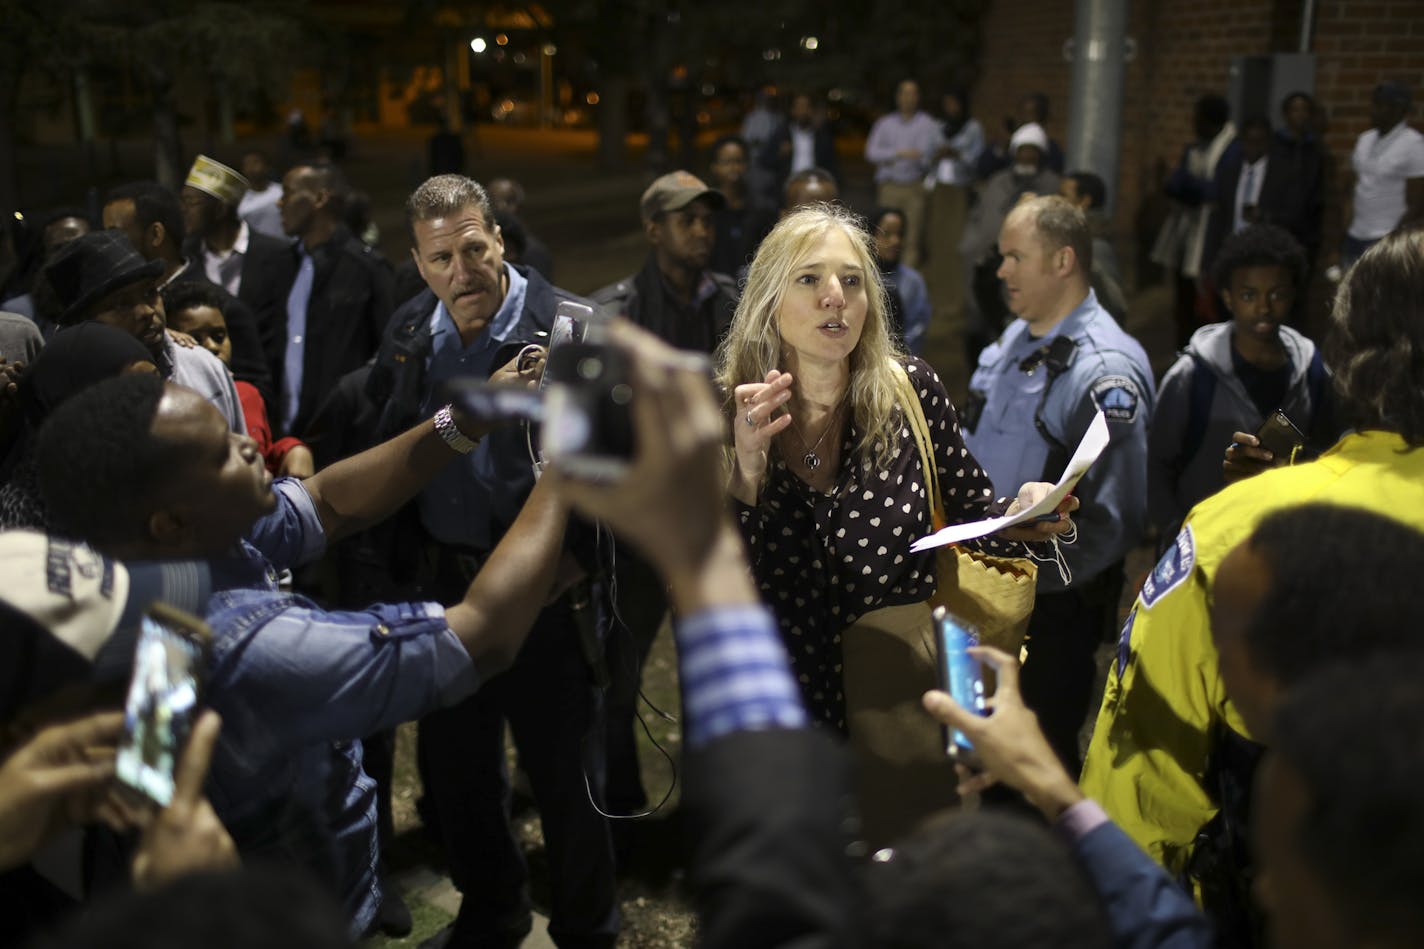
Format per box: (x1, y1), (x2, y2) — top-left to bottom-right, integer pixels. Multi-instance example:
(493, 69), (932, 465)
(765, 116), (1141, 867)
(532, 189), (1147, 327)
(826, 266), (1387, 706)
(715, 203), (906, 474)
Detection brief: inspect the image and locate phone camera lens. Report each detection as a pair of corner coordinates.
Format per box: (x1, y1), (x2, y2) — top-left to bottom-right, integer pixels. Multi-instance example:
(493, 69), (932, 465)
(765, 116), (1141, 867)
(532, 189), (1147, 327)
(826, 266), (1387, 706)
(577, 356), (603, 380)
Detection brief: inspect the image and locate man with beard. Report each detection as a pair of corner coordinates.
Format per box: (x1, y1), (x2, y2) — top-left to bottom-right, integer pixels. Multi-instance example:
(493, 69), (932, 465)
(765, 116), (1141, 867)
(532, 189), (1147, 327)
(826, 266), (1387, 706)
(591, 171), (738, 353)
(102, 181), (274, 407)
(42, 230), (243, 432)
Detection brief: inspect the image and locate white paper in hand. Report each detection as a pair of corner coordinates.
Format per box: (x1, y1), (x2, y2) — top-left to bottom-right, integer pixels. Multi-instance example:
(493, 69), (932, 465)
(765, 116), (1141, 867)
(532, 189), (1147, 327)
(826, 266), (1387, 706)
(909, 410), (1110, 552)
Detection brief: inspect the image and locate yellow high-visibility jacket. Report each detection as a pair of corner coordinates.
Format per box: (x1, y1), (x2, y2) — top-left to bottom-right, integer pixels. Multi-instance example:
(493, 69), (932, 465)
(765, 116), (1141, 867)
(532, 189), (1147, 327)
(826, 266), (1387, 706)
(1080, 430), (1424, 875)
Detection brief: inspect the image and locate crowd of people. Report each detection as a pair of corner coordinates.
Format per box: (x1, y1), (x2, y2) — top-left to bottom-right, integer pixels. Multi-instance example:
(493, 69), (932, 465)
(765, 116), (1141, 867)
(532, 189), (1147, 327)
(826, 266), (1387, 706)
(0, 72), (1422, 949)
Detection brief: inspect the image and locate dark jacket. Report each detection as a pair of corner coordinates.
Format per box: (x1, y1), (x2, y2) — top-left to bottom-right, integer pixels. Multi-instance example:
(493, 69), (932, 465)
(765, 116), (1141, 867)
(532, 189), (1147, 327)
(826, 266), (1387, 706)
(308, 265), (582, 602)
(236, 229), (298, 345)
(1202, 140), (1319, 277)
(711, 203), (777, 278)
(1271, 130), (1326, 254)
(165, 266), (276, 409)
(590, 255), (738, 355)
(685, 729), (865, 949)
(282, 225), (394, 437)
(760, 123), (841, 189)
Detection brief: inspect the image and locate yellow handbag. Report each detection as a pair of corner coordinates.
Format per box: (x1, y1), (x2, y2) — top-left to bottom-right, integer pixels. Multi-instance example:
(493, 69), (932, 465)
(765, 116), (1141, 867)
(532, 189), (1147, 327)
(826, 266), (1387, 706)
(888, 361), (1038, 654)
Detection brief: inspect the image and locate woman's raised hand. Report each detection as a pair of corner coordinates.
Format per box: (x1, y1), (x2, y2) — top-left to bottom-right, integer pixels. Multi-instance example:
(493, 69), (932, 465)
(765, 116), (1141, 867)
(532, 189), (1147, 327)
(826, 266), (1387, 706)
(729, 369), (795, 505)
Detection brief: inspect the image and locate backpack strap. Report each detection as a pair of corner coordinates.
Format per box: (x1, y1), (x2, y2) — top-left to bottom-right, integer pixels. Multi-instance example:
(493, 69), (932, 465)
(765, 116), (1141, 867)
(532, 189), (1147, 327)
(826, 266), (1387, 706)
(1305, 346), (1327, 410)
(1181, 351), (1219, 466)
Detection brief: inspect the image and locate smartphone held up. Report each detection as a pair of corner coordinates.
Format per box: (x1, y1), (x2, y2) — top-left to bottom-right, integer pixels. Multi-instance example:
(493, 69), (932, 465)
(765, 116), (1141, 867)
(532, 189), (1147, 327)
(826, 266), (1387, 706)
(115, 603), (211, 808)
(932, 606), (988, 766)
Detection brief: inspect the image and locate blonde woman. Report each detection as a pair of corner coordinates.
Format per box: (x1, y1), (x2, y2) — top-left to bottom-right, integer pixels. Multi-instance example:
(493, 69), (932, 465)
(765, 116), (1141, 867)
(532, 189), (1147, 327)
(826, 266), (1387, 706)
(719, 203), (1073, 732)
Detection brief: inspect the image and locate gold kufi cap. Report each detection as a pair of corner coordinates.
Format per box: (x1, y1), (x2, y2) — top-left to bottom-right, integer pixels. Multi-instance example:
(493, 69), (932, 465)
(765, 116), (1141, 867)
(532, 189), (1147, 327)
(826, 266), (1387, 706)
(184, 155), (249, 205)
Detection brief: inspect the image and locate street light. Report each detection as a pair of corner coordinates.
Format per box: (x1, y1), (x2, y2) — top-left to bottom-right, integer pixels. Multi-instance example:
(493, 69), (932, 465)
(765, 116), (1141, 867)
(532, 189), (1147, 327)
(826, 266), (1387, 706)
(470, 37), (487, 53)
(801, 36), (819, 51)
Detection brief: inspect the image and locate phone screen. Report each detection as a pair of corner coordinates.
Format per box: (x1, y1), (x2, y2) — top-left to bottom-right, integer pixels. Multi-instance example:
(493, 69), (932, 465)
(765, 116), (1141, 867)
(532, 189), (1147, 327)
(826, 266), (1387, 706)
(933, 609), (986, 758)
(539, 301), (602, 393)
(115, 612), (206, 807)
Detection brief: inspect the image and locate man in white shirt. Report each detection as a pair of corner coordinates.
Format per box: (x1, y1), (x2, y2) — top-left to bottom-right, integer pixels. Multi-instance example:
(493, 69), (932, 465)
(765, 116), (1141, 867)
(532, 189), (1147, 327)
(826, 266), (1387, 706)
(1342, 81), (1424, 267)
(238, 150), (286, 239)
(181, 156), (298, 359)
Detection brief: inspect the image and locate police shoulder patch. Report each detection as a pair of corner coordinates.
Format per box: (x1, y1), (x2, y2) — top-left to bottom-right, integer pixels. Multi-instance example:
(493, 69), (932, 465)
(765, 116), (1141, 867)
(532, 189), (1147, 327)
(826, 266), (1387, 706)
(1090, 374), (1141, 422)
(1140, 524), (1195, 609)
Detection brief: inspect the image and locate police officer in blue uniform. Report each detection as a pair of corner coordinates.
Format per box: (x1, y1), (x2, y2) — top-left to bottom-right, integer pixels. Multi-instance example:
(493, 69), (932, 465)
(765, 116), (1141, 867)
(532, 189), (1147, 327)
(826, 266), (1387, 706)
(962, 195), (1154, 775)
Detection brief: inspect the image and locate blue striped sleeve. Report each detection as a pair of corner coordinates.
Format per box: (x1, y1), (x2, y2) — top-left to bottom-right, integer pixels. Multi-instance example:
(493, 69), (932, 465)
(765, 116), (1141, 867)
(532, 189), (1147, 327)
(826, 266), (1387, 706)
(677, 605), (808, 749)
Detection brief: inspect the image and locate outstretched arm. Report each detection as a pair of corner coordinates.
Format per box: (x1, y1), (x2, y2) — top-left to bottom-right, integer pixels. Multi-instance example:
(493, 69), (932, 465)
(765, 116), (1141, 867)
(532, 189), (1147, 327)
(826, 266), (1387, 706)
(443, 475), (570, 678)
(303, 352), (541, 543)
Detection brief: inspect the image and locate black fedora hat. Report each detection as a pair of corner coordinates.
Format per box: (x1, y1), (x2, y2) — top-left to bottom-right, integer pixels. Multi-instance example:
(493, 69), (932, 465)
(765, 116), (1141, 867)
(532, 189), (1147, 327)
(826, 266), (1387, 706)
(43, 230), (165, 325)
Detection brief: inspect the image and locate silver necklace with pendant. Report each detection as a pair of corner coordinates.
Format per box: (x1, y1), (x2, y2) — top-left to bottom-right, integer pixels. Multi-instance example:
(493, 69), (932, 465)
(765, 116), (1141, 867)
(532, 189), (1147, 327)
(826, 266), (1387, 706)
(790, 393), (847, 471)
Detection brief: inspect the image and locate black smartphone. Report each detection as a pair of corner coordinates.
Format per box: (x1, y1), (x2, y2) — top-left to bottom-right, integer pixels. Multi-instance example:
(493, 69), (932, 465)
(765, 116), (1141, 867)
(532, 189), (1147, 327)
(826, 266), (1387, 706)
(931, 606), (987, 765)
(114, 603), (211, 808)
(1255, 409), (1305, 462)
(540, 342), (635, 480)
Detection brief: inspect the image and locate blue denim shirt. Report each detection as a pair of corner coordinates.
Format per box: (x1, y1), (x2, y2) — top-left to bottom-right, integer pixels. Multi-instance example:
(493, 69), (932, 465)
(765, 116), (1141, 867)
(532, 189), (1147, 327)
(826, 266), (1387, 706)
(203, 478), (479, 936)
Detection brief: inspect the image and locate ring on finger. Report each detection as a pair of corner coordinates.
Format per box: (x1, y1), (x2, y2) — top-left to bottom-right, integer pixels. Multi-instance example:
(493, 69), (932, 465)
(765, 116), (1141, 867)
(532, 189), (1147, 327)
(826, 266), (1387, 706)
(745, 411), (756, 428)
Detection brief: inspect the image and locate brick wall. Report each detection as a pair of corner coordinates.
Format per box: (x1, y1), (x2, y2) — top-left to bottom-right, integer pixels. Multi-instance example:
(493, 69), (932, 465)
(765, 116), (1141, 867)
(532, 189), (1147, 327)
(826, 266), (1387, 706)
(972, 0), (1424, 283)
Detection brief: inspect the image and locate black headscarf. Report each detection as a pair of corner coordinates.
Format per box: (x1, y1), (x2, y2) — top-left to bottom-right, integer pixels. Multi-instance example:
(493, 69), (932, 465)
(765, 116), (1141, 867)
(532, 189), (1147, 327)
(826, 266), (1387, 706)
(2, 323), (153, 491)
(18, 323), (154, 431)
(941, 87), (971, 139)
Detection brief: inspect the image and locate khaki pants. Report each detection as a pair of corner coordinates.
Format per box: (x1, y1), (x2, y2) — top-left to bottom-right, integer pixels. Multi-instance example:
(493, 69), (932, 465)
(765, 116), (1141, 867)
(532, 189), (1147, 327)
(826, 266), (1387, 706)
(923, 183), (970, 334)
(877, 180), (928, 269)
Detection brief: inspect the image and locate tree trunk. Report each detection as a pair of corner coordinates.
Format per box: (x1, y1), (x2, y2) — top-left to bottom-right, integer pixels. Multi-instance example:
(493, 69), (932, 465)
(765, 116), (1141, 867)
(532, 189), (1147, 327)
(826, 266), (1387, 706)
(643, 76), (669, 173)
(148, 62), (183, 189)
(0, 54), (23, 215)
(595, 76), (628, 171)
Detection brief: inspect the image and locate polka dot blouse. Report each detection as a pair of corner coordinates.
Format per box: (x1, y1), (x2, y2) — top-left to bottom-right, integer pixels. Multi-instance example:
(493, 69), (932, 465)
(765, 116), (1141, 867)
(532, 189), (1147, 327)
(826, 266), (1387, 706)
(732, 357), (1022, 733)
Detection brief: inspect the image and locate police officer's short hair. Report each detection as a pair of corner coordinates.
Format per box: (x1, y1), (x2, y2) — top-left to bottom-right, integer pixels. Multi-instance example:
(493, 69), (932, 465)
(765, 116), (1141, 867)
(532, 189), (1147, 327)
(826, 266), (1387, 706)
(1016, 195), (1092, 273)
(406, 175), (495, 236)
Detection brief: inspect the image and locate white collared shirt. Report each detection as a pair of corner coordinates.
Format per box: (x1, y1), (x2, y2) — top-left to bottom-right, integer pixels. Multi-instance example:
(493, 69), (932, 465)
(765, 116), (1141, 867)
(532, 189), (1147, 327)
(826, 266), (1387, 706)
(1350, 121), (1424, 239)
(790, 126), (816, 174)
(202, 220), (250, 296)
(1233, 155), (1268, 232)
